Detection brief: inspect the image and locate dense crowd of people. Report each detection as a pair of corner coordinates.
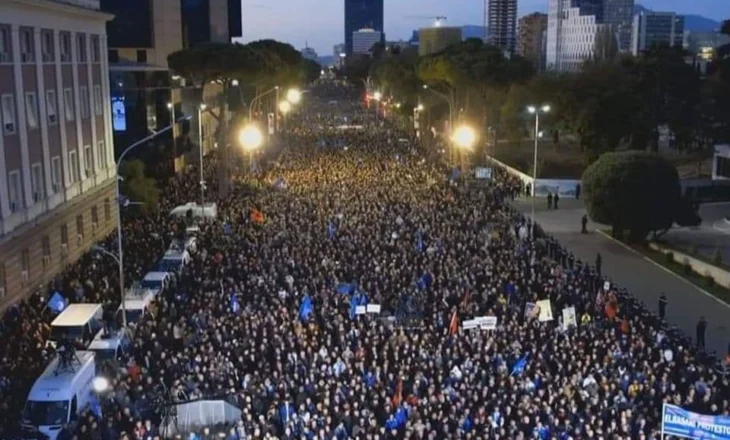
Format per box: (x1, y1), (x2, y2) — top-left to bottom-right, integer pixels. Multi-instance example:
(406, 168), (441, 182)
(1, 80), (729, 440)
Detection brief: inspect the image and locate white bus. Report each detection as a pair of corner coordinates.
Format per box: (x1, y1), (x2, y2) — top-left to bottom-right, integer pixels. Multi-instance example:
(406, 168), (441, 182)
(22, 351), (96, 439)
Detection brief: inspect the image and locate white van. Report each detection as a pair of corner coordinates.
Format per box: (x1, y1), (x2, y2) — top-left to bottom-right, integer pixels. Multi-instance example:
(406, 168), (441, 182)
(157, 248), (190, 273)
(88, 330), (131, 362)
(22, 351), (96, 439)
(117, 293), (155, 325)
(140, 272), (170, 296)
(170, 202), (218, 220)
(48, 304), (103, 349)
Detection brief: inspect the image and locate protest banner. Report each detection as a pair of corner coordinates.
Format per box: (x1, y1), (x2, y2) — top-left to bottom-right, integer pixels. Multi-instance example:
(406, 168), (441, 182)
(525, 302), (538, 319)
(562, 307), (577, 329)
(462, 319), (479, 330)
(476, 316), (498, 330)
(536, 299), (554, 322)
(661, 403), (730, 439)
(603, 281), (611, 291)
(366, 304), (381, 314)
(355, 306), (367, 315)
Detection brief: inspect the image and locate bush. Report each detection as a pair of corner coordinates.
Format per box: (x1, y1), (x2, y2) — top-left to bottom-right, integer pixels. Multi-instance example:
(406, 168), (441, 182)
(664, 252), (674, 265)
(705, 275), (716, 288)
(582, 151), (689, 242)
(682, 258), (693, 276)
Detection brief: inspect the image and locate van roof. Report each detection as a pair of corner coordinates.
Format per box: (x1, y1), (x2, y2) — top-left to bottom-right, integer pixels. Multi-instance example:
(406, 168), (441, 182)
(163, 249), (188, 260)
(88, 331), (125, 351)
(28, 351), (95, 402)
(143, 272), (169, 282)
(122, 297), (152, 311)
(50, 304), (102, 327)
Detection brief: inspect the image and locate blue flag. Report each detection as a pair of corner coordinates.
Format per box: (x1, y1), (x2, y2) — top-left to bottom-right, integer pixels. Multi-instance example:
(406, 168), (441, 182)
(451, 167), (461, 180)
(47, 292), (66, 313)
(278, 402), (296, 424)
(511, 355), (528, 376)
(89, 394), (102, 418)
(299, 295), (314, 322)
(223, 223), (232, 235)
(416, 230), (424, 253)
(230, 293), (240, 314)
(385, 406), (409, 430)
(416, 273), (433, 290)
(349, 295), (358, 320)
(336, 283), (355, 295)
(328, 221), (336, 240)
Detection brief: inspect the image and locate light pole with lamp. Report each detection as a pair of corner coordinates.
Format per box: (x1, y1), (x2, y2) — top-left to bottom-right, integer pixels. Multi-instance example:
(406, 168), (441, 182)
(113, 116), (191, 327)
(166, 102), (177, 171)
(422, 85), (454, 134)
(372, 91), (382, 118)
(197, 104), (207, 215)
(278, 100), (292, 133)
(527, 104), (551, 237)
(452, 125), (477, 171)
(238, 124), (265, 172)
(249, 86), (280, 121)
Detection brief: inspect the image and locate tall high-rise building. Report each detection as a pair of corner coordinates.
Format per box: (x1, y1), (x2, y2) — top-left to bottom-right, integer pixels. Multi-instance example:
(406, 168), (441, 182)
(485, 0), (518, 54)
(419, 27), (463, 56)
(517, 13), (548, 70)
(344, 0), (384, 55)
(0, 0), (118, 309)
(546, 0), (634, 72)
(180, 0), (231, 47)
(228, 0), (243, 39)
(631, 12), (684, 55)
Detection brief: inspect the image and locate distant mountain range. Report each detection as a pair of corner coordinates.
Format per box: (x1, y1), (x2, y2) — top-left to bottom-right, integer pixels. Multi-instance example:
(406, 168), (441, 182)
(635, 4), (721, 32)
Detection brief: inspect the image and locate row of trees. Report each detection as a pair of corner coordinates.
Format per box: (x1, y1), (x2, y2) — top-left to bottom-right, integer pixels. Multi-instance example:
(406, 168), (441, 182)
(345, 23), (730, 166)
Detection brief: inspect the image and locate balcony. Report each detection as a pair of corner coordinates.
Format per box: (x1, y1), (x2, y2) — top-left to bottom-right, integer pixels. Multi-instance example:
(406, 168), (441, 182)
(49, 0), (100, 10)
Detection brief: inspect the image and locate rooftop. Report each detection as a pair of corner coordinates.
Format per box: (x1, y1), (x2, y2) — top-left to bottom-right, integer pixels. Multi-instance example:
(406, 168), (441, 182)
(49, 0), (100, 10)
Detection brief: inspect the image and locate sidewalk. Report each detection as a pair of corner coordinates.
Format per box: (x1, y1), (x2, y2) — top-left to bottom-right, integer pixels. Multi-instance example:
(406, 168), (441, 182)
(513, 198), (730, 356)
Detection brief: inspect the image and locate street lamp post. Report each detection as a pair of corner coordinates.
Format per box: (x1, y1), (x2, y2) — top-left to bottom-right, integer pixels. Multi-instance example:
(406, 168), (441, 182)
(167, 102), (177, 172)
(422, 85), (454, 135)
(113, 116), (190, 327)
(452, 125), (477, 171)
(197, 104), (207, 215)
(527, 104), (551, 238)
(373, 91), (382, 119)
(239, 124), (265, 172)
(249, 86), (280, 121)
(279, 100), (292, 133)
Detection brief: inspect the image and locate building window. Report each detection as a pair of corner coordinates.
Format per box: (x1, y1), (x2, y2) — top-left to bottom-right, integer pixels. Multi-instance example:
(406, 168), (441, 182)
(1, 93), (16, 134)
(46, 90), (57, 125)
(24, 92), (38, 129)
(31, 163), (43, 203)
(60, 224), (68, 246)
(84, 145), (93, 177)
(104, 198), (111, 221)
(7, 170), (20, 212)
(90, 36), (100, 62)
(79, 86), (89, 118)
(21, 249), (30, 274)
(93, 85), (102, 116)
(97, 141), (106, 169)
(41, 30), (54, 62)
(63, 88), (74, 121)
(0, 262), (5, 296)
(51, 156), (61, 191)
(42, 236), (51, 262)
(91, 206), (98, 225)
(136, 50), (147, 63)
(0, 26), (12, 63)
(19, 28), (34, 63)
(59, 32), (71, 62)
(76, 214), (84, 236)
(68, 150), (79, 183)
(76, 34), (87, 62)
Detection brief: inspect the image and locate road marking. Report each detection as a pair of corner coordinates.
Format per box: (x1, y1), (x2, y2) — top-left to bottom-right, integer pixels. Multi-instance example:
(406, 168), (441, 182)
(595, 229), (730, 310)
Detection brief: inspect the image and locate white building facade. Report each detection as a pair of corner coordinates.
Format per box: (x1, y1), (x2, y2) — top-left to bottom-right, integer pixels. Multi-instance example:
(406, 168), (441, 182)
(352, 28), (382, 55)
(546, 0), (600, 72)
(0, 0), (117, 309)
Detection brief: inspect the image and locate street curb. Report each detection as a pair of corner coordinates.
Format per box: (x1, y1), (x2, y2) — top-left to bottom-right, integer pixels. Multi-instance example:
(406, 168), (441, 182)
(594, 229), (730, 310)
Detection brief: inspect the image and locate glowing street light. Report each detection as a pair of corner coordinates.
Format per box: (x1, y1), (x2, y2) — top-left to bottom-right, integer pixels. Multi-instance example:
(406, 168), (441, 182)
(373, 91), (382, 101)
(278, 100), (292, 115)
(526, 103), (551, 237)
(452, 125), (477, 149)
(92, 376), (110, 393)
(238, 124), (264, 151)
(417, 104), (424, 111)
(286, 88), (302, 104)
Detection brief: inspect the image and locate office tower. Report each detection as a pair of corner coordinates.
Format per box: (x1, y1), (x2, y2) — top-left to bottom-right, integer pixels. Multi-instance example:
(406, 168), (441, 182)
(485, 0), (518, 54)
(546, 0), (634, 72)
(181, 0), (231, 47)
(344, 0), (384, 55)
(228, 0), (243, 39)
(631, 12), (685, 55)
(0, 0), (118, 309)
(418, 27), (463, 56)
(352, 29), (383, 55)
(517, 13), (548, 70)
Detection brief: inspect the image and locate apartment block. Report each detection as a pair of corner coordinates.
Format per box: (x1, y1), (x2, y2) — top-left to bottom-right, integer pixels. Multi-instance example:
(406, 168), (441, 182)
(0, 0), (118, 310)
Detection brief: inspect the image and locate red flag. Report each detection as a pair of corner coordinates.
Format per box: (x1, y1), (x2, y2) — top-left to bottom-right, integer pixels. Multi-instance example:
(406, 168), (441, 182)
(449, 310), (459, 335)
(392, 379), (403, 406)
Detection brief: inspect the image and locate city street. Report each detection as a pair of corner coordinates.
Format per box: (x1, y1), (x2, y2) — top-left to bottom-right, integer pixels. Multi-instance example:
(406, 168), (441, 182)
(513, 197), (730, 356)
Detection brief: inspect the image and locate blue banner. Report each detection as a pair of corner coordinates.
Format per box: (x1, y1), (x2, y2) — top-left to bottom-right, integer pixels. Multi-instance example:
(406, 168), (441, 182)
(663, 404), (730, 439)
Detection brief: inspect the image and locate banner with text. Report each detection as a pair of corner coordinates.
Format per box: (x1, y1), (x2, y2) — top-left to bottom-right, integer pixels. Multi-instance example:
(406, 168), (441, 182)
(662, 403), (730, 439)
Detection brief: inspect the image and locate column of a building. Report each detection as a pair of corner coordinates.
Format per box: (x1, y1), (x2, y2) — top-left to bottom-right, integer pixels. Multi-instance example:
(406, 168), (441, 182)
(70, 31), (85, 184)
(10, 25), (33, 209)
(53, 30), (71, 190)
(99, 35), (114, 171)
(86, 34), (98, 179)
(34, 28), (53, 199)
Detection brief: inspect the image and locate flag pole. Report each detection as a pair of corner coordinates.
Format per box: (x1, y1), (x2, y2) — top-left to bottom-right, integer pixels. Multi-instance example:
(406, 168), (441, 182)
(660, 402), (666, 439)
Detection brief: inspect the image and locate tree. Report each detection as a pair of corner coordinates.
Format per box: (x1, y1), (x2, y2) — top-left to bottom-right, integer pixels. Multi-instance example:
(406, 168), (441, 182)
(582, 151), (699, 242)
(118, 159), (160, 212)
